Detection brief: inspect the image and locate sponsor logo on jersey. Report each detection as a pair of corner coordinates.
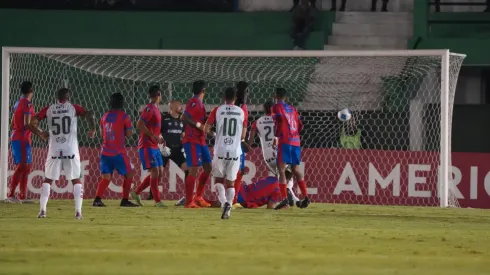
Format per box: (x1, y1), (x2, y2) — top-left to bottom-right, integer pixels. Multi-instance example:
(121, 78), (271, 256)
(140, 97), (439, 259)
(56, 137), (66, 144)
(224, 138), (233, 145)
(51, 154), (75, 159)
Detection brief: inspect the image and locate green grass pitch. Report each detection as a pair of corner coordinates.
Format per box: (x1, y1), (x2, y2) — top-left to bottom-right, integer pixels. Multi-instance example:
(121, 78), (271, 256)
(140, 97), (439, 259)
(0, 201), (489, 275)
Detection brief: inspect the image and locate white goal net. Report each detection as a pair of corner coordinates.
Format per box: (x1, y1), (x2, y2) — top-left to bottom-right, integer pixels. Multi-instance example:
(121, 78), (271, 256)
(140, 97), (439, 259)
(1, 48), (465, 207)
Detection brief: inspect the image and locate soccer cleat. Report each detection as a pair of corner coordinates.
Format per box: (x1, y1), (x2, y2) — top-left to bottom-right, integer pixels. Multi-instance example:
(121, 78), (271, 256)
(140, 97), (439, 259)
(287, 189), (294, 207)
(175, 197), (186, 206)
(4, 197), (21, 204)
(20, 198), (34, 204)
(184, 202), (200, 208)
(194, 196), (211, 208)
(75, 212), (83, 220)
(274, 198), (290, 210)
(120, 199), (139, 207)
(296, 201), (302, 208)
(232, 203), (243, 209)
(37, 210), (46, 218)
(155, 201), (167, 208)
(300, 196), (311, 209)
(130, 191), (143, 206)
(92, 198), (106, 207)
(221, 202), (232, 219)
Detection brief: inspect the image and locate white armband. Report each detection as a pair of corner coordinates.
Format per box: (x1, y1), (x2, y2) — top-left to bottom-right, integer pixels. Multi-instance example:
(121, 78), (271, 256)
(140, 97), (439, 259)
(196, 122), (202, 129)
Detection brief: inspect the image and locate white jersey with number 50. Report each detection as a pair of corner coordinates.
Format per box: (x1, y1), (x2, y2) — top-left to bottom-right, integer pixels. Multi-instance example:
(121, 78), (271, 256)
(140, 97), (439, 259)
(253, 115), (276, 164)
(37, 101), (85, 157)
(210, 104), (245, 158)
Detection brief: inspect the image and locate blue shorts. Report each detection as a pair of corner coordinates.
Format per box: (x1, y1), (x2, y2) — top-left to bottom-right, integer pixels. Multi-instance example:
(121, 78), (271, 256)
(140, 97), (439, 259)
(100, 154), (132, 176)
(278, 144), (301, 166)
(139, 148), (164, 170)
(183, 142), (211, 167)
(11, 140), (32, 165)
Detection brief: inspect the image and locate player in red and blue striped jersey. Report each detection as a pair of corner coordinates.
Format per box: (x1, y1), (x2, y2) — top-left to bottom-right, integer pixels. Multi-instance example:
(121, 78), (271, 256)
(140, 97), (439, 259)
(272, 88), (310, 209)
(7, 81), (38, 203)
(181, 80), (214, 208)
(93, 93), (139, 207)
(130, 86), (166, 207)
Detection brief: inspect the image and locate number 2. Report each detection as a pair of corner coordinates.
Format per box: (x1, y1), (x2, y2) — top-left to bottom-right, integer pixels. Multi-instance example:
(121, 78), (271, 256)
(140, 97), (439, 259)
(264, 126), (273, 141)
(52, 116), (71, 135)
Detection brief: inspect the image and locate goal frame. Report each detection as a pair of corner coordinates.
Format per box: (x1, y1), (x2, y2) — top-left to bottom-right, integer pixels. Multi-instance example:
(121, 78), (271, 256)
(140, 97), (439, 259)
(1, 47), (466, 207)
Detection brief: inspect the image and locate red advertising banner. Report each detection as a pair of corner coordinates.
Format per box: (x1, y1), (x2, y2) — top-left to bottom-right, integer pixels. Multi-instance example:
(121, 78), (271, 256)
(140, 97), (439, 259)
(7, 147), (490, 208)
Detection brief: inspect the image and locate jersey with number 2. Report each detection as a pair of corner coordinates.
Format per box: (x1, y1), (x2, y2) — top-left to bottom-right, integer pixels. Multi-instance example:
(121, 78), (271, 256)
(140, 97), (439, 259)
(252, 115), (276, 162)
(36, 101), (87, 156)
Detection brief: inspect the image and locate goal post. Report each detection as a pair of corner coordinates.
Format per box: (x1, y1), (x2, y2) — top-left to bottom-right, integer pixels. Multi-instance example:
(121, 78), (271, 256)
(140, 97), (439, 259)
(0, 47), (466, 207)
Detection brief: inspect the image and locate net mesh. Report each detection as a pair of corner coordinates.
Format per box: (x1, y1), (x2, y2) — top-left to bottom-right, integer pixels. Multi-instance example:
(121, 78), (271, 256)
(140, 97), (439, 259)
(4, 51), (465, 207)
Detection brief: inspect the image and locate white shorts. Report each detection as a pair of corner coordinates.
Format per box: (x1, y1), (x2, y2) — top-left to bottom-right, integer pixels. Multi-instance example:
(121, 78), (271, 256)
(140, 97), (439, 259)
(212, 156), (241, 182)
(44, 154), (81, 181)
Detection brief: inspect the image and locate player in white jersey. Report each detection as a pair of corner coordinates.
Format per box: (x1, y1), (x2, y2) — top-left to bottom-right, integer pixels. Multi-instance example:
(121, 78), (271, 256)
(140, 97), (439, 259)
(248, 101), (300, 206)
(30, 88), (96, 219)
(204, 87), (247, 219)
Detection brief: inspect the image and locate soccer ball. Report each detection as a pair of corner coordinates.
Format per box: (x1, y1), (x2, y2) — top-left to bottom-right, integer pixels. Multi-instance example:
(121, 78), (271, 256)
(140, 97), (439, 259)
(337, 108), (352, 122)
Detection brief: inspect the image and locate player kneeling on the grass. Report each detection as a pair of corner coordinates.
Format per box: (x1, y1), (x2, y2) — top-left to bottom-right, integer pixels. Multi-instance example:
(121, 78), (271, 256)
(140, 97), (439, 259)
(272, 88), (310, 209)
(30, 88), (96, 219)
(204, 87), (247, 219)
(93, 93), (139, 207)
(130, 86), (166, 207)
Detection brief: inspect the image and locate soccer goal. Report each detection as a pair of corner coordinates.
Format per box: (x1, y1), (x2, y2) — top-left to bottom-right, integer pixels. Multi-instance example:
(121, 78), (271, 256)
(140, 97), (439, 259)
(1, 47), (465, 207)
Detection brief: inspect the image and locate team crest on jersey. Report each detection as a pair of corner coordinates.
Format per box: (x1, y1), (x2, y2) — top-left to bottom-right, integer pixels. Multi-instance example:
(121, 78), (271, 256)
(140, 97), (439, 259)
(180, 123), (183, 127)
(168, 122), (172, 126)
(146, 107), (151, 112)
(191, 103), (196, 107)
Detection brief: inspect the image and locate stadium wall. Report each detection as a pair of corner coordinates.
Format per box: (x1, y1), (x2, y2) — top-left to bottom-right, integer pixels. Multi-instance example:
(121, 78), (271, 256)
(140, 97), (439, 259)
(411, 1), (490, 65)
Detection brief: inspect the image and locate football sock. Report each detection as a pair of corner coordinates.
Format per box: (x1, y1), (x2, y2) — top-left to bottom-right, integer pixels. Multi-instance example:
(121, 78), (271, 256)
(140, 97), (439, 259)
(216, 183), (226, 206)
(225, 187), (235, 205)
(8, 165), (23, 198)
(287, 179), (300, 202)
(19, 164), (31, 200)
(40, 183), (51, 212)
(135, 175), (151, 194)
(196, 171), (210, 197)
(279, 184), (288, 199)
(298, 180), (308, 197)
(150, 177), (161, 203)
(122, 178), (132, 200)
(233, 172), (243, 204)
(185, 175), (196, 204)
(95, 178), (110, 198)
(73, 183), (83, 213)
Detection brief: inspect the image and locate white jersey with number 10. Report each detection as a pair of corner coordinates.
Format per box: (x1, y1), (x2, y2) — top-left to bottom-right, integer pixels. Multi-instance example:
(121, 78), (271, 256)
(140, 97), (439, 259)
(213, 104), (245, 158)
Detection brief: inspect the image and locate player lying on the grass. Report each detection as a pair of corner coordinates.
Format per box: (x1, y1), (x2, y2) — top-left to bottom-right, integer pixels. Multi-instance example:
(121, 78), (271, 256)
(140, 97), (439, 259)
(7, 81), (39, 204)
(204, 87), (247, 219)
(272, 88), (310, 209)
(30, 88), (96, 219)
(148, 100), (187, 203)
(92, 93), (139, 207)
(180, 80), (215, 208)
(130, 86), (166, 207)
(207, 168), (299, 209)
(233, 81), (250, 205)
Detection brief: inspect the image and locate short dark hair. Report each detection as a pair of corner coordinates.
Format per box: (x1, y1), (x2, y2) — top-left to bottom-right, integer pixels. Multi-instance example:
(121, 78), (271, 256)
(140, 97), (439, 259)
(192, 80), (206, 95)
(110, 92), (124, 109)
(236, 81), (248, 106)
(224, 87), (236, 102)
(275, 88), (287, 99)
(263, 101), (273, 114)
(20, 81), (33, 95)
(57, 88), (70, 101)
(148, 85), (161, 98)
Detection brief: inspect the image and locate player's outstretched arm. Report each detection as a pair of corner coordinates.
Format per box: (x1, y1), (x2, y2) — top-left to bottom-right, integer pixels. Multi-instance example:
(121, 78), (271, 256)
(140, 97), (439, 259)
(82, 110), (96, 137)
(247, 127), (256, 148)
(181, 112), (203, 131)
(203, 107), (217, 137)
(28, 116), (48, 141)
(241, 124), (250, 153)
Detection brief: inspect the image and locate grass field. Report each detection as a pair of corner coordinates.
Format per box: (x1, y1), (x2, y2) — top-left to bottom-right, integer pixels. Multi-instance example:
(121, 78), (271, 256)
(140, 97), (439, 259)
(0, 201), (489, 275)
